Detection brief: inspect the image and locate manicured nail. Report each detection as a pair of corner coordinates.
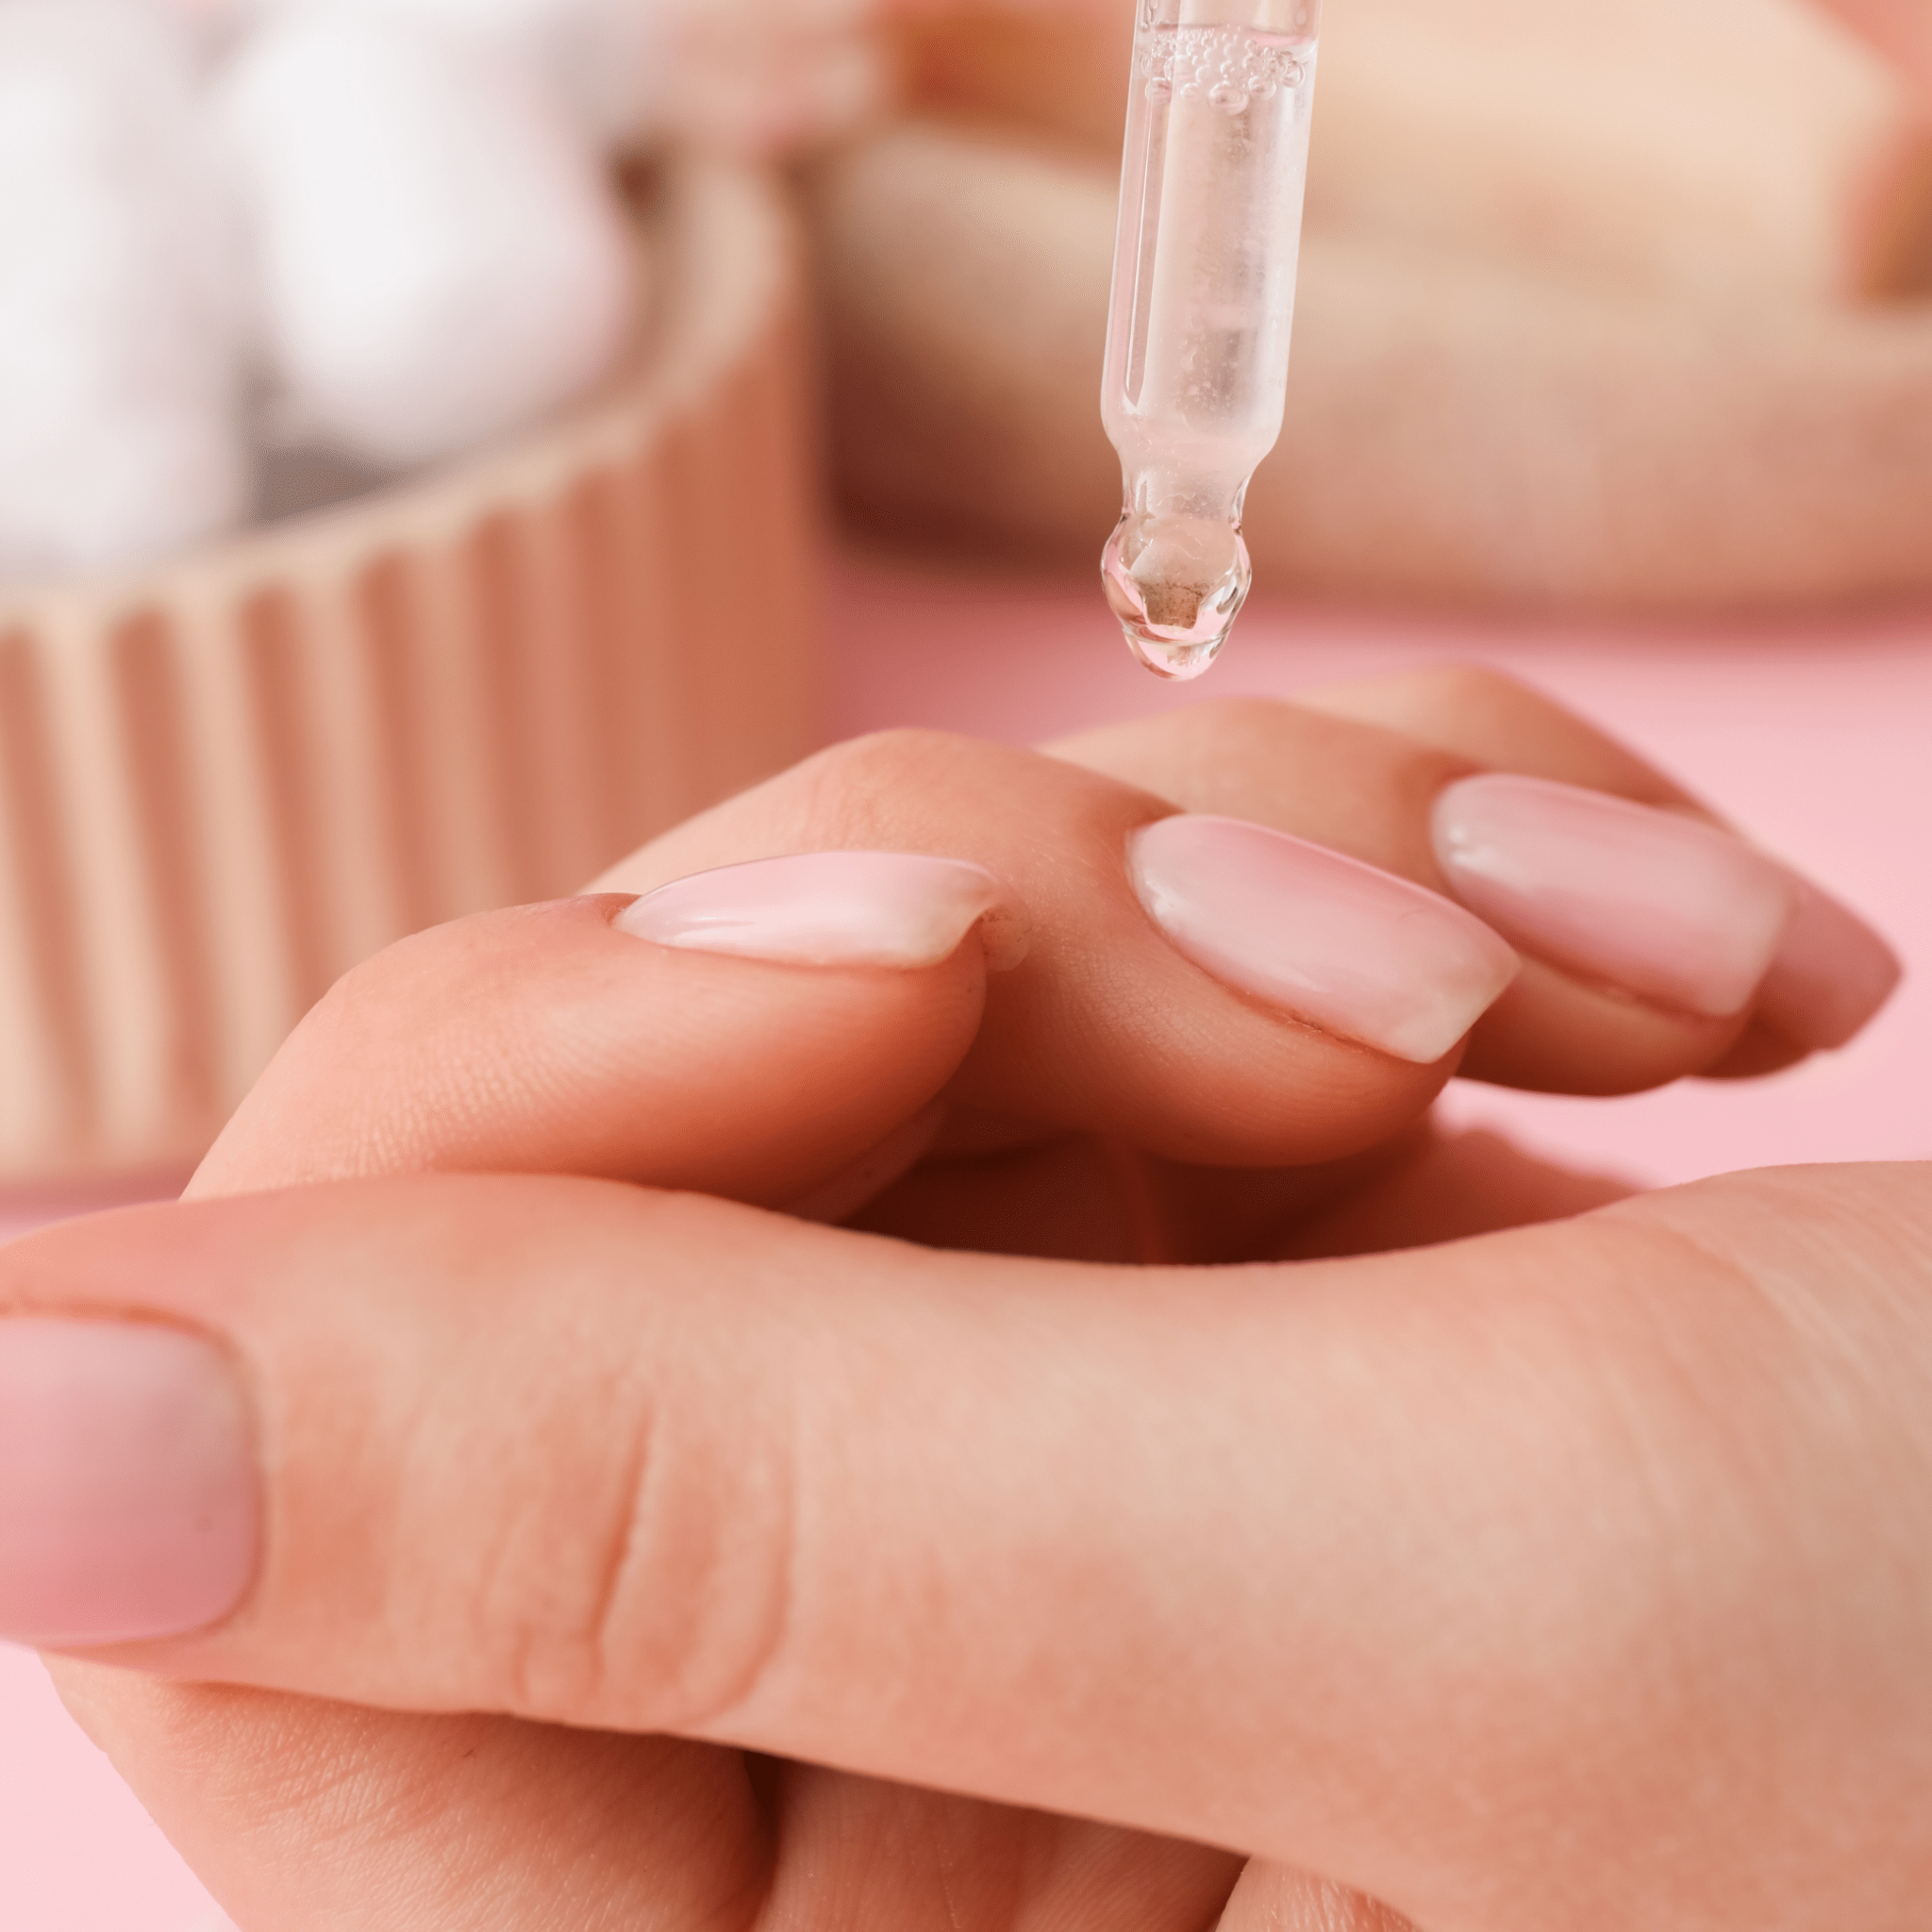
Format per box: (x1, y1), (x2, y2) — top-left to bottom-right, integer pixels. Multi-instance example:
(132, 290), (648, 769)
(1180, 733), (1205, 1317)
(1127, 815), (1519, 1064)
(1431, 774), (1795, 1019)
(1753, 873), (1902, 1050)
(613, 851), (1024, 969)
(0, 1319), (258, 1646)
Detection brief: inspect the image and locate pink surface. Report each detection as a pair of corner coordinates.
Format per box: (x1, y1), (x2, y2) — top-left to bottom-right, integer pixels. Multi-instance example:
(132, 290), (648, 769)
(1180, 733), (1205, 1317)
(4, 542), (1926, 1926)
(0, 1644), (232, 1932)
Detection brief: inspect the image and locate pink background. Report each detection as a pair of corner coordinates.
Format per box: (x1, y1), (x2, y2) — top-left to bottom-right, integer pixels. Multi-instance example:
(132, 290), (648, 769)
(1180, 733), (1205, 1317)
(5, 545), (1928, 1928)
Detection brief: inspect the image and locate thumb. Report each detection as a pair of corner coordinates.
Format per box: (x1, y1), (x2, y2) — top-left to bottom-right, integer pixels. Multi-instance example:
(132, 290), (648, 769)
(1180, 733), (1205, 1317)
(7, 1164), (1930, 1929)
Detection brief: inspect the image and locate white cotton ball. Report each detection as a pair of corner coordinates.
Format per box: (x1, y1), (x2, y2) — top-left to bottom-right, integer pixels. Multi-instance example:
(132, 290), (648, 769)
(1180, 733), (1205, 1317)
(217, 4), (641, 471)
(0, 0), (248, 578)
(255, 0), (670, 151)
(235, 0), (893, 158)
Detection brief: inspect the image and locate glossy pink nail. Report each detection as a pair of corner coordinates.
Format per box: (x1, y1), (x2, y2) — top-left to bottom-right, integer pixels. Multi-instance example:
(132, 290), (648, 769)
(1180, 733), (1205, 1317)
(0, 1319), (258, 1646)
(1754, 873), (1902, 1050)
(614, 852), (1024, 969)
(1432, 774), (1795, 1018)
(1128, 814), (1519, 1064)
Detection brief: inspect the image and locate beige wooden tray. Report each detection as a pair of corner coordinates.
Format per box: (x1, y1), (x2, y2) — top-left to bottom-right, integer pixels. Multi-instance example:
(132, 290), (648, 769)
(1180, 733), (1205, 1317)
(0, 158), (822, 1182)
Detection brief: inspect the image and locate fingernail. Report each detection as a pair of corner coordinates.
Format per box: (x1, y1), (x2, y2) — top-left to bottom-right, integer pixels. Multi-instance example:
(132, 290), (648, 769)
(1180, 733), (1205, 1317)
(1127, 815), (1519, 1064)
(1754, 873), (1902, 1050)
(613, 852), (1025, 970)
(1431, 774), (1795, 1019)
(0, 1319), (258, 1647)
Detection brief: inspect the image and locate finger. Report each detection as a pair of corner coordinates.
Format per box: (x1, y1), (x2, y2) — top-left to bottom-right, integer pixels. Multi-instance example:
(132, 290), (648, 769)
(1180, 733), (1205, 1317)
(11, 1166), (1931, 1929)
(53, 1662), (1240, 1932)
(747, 1765), (1241, 1932)
(845, 1119), (1631, 1264)
(1285, 661), (1702, 807)
(1051, 673), (1900, 1091)
(208, 906), (1618, 1268)
(1260, 1122), (1635, 1259)
(137, 730), (1508, 1931)
(1215, 1859), (1418, 1932)
(184, 758), (1568, 1268)
(193, 879), (1005, 1208)
(1289, 663), (1903, 1066)
(201, 733), (1514, 1205)
(98, 863), (1016, 1932)
(586, 729), (1513, 1167)
(49, 1665), (770, 1932)
(109, 763), (1491, 1932)
(1051, 690), (1740, 1094)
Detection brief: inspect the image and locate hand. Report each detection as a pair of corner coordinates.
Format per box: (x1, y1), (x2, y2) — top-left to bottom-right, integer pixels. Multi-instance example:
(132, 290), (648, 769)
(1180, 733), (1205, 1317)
(8, 673), (1907, 1931)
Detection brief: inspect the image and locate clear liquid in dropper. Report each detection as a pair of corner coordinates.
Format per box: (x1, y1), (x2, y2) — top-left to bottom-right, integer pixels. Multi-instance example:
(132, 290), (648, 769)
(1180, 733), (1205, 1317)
(1102, 506), (1250, 679)
(1100, 8), (1318, 678)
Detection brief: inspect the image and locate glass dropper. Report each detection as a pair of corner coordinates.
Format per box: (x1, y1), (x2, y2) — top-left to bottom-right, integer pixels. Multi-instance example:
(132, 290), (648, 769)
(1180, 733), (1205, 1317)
(1100, 0), (1321, 677)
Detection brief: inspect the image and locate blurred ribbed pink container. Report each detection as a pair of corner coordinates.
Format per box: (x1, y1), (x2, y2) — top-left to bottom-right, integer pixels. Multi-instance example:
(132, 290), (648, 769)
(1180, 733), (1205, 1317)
(0, 158), (821, 1182)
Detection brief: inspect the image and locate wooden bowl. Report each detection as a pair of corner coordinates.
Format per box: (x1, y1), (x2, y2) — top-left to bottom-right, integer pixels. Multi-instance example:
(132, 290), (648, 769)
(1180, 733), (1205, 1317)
(0, 158), (822, 1182)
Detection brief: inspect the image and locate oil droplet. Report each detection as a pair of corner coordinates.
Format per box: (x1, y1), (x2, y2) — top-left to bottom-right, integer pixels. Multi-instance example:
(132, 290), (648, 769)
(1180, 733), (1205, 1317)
(1101, 510), (1250, 680)
(1145, 75), (1172, 102)
(1209, 79), (1246, 114)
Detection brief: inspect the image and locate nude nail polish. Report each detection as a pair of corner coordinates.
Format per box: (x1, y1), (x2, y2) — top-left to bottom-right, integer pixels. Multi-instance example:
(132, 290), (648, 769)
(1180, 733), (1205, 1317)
(1127, 814), (1519, 1064)
(0, 1319), (258, 1646)
(1753, 872), (1902, 1050)
(613, 851), (1022, 969)
(1432, 774), (1796, 1018)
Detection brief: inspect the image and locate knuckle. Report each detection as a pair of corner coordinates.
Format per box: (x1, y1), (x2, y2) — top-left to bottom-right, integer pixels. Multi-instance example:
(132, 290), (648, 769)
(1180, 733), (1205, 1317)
(600, 726), (1004, 887)
(780, 727), (1056, 848)
(1397, 660), (1605, 750)
(796, 726), (989, 803)
(479, 1361), (800, 1735)
(1413, 661), (1542, 712)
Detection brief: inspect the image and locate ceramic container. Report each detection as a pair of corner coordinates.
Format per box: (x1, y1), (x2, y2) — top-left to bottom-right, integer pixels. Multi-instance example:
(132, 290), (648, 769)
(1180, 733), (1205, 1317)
(0, 158), (821, 1182)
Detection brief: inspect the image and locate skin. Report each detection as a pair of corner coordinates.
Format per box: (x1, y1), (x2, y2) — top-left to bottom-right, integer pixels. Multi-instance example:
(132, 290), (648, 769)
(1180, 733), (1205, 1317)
(13, 671), (1924, 1931)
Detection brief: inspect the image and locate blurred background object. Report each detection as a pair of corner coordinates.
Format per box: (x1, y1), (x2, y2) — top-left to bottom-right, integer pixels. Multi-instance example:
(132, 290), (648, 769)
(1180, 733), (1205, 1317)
(824, 0), (1932, 610)
(0, 159), (817, 1182)
(221, 2), (641, 474)
(0, 0), (247, 578)
(0, 0), (873, 1185)
(1307, 0), (1932, 302)
(0, 0), (903, 589)
(896, 0), (1932, 298)
(1820, 0), (1932, 94)
(234, 0), (901, 157)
